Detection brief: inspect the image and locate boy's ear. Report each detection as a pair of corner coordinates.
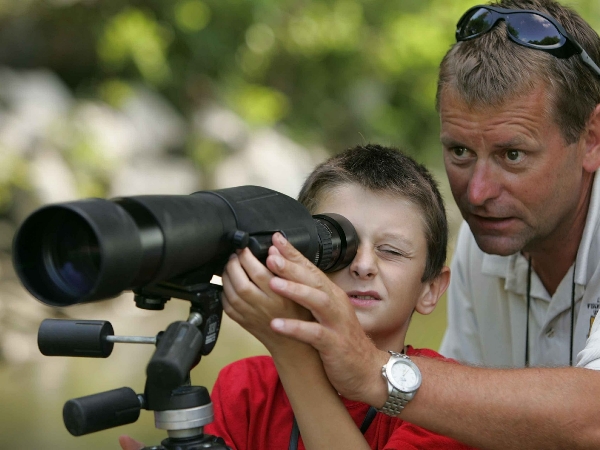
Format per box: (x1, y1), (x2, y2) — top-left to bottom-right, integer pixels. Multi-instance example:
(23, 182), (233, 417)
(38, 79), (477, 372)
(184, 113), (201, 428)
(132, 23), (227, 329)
(415, 266), (451, 316)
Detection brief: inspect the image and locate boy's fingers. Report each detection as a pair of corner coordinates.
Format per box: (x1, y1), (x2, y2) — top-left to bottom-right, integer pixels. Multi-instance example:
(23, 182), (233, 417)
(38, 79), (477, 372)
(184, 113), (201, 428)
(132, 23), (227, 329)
(268, 245), (282, 257)
(118, 436), (145, 450)
(221, 260), (264, 321)
(237, 248), (273, 292)
(220, 272), (246, 322)
(271, 232), (316, 269)
(223, 250), (271, 305)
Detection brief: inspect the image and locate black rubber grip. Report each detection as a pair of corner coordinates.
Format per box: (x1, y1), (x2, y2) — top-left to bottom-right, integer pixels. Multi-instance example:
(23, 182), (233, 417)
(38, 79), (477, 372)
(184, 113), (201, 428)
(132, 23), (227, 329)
(38, 319), (114, 358)
(63, 387), (141, 436)
(146, 321), (203, 389)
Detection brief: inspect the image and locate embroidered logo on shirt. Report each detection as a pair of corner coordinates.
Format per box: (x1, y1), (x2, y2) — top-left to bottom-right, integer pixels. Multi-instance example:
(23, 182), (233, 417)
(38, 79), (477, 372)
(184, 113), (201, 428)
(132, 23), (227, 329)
(588, 299), (600, 338)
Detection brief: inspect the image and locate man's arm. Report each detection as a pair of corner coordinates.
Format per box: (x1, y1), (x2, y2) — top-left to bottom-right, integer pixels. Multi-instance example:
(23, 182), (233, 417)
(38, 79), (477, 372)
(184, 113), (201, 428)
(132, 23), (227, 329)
(266, 234), (600, 450)
(403, 358), (600, 449)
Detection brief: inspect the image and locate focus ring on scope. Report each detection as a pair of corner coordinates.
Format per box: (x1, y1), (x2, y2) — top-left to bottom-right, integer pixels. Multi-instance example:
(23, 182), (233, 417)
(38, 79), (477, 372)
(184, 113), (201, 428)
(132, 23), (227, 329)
(314, 220), (333, 270)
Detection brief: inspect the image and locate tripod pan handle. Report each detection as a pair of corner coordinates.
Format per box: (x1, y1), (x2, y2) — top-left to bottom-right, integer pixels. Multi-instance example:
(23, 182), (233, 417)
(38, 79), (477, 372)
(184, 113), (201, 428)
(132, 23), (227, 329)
(63, 387), (141, 436)
(146, 321), (203, 389)
(38, 318), (114, 357)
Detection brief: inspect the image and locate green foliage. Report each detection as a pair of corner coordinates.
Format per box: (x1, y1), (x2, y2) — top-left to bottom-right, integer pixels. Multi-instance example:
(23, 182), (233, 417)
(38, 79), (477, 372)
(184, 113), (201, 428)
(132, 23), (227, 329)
(97, 7), (173, 85)
(0, 0), (598, 216)
(0, 0), (478, 153)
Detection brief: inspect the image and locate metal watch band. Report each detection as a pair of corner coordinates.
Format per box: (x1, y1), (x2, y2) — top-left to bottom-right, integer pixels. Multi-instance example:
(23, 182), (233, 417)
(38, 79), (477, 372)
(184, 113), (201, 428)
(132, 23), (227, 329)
(388, 350), (406, 359)
(378, 388), (410, 416)
(377, 350), (415, 417)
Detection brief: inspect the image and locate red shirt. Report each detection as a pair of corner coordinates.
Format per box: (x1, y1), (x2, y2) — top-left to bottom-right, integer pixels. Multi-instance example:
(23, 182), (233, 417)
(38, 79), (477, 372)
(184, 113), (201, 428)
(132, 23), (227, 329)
(204, 346), (476, 449)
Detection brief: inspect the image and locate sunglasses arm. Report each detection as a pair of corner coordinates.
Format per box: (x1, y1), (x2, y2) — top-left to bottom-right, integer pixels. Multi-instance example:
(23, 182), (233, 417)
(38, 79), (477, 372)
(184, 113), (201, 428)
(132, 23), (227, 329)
(579, 50), (600, 78)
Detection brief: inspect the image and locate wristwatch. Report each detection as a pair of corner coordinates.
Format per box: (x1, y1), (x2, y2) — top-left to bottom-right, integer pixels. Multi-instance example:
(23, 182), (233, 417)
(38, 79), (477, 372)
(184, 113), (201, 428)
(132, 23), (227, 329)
(377, 350), (422, 416)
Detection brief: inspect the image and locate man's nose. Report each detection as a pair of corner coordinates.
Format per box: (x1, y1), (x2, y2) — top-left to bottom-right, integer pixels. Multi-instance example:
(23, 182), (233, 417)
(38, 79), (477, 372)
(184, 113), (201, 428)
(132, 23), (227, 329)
(467, 161), (502, 206)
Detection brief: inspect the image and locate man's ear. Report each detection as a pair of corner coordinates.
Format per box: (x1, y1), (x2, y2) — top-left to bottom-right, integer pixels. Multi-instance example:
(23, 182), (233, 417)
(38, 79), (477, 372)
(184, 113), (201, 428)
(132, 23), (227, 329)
(415, 266), (451, 316)
(583, 103), (600, 173)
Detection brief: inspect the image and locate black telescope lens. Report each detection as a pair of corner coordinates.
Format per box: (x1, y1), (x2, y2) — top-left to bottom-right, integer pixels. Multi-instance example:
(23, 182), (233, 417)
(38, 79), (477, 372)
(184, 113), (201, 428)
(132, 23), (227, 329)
(42, 214), (101, 297)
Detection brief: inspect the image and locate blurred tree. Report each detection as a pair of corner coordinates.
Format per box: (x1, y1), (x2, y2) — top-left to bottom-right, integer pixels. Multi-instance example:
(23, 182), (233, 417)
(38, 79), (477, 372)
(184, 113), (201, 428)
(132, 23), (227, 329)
(0, 0), (485, 211)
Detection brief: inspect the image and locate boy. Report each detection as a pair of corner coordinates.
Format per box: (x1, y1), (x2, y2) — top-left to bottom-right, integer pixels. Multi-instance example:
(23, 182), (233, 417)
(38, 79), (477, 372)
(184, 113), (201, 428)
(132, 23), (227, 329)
(120, 144), (473, 449)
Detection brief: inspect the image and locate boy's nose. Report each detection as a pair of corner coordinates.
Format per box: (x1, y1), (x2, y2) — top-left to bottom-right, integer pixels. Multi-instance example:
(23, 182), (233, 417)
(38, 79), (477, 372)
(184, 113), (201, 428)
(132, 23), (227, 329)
(350, 247), (378, 279)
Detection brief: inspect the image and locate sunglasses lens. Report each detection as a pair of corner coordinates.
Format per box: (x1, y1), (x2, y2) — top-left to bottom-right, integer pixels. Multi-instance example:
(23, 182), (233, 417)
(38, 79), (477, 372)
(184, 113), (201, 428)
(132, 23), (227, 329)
(506, 13), (563, 47)
(458, 8), (495, 39)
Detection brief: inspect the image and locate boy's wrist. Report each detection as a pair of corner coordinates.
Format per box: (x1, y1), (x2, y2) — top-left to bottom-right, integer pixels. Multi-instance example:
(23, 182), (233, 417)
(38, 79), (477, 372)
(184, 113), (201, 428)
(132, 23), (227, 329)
(270, 339), (320, 368)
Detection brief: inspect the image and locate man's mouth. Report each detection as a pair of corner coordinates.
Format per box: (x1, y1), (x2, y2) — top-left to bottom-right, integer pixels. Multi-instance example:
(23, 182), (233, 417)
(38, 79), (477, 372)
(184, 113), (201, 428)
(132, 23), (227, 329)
(468, 213), (519, 232)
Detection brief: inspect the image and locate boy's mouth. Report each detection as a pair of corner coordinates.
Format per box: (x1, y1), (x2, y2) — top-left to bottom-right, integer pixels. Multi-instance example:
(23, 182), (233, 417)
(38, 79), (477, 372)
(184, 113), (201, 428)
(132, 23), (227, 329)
(347, 291), (381, 307)
(347, 290), (381, 299)
(350, 295), (379, 300)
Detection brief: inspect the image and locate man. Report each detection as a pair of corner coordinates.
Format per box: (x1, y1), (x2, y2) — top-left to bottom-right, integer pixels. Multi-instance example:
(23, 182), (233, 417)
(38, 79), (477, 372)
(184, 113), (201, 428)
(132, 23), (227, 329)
(255, 0), (600, 448)
(438, 0), (600, 369)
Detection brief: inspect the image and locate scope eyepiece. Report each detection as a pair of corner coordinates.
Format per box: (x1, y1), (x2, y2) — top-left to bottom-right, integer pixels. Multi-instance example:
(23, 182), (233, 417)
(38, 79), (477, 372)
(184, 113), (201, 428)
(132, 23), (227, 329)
(313, 213), (358, 272)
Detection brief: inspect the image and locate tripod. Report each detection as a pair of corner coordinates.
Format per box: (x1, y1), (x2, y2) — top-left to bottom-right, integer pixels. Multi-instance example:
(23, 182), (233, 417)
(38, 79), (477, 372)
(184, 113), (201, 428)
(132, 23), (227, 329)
(38, 283), (231, 450)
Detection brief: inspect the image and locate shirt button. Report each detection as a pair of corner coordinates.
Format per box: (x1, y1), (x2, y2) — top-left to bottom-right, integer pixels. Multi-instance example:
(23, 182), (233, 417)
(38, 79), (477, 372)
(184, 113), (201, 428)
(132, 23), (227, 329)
(546, 328), (555, 337)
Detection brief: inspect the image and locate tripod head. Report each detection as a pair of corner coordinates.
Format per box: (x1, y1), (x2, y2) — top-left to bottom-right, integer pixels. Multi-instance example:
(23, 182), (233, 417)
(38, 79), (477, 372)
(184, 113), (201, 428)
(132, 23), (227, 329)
(39, 283), (230, 450)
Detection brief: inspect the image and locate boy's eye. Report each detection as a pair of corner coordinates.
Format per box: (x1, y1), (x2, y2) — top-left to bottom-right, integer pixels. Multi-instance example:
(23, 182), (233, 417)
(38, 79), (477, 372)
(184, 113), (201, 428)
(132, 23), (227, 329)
(379, 247), (404, 257)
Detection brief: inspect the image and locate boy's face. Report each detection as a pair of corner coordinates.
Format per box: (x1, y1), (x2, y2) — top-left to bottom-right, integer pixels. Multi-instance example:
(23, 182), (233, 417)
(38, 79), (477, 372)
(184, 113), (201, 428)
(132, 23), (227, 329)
(315, 183), (430, 351)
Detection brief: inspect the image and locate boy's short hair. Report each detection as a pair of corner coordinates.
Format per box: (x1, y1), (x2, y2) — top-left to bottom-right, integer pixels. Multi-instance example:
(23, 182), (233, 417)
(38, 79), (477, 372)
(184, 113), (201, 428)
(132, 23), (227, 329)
(298, 144), (448, 282)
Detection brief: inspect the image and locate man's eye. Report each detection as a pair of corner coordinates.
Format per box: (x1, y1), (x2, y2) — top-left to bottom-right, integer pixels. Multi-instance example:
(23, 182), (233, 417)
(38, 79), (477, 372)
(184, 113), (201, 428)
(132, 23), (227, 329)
(505, 150), (524, 162)
(452, 147), (469, 157)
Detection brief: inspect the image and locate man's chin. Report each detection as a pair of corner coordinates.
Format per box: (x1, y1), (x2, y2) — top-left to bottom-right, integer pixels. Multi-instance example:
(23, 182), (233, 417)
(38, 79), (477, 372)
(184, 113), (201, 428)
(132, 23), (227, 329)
(472, 234), (526, 256)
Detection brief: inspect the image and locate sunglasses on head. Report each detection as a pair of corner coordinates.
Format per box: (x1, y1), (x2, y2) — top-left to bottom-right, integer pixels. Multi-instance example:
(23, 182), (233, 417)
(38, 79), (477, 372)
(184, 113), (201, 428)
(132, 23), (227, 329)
(456, 5), (600, 78)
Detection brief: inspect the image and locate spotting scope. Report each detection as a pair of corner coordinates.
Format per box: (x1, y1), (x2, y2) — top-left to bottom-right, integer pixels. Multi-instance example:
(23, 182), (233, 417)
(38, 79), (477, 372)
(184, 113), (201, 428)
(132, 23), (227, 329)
(12, 185), (358, 307)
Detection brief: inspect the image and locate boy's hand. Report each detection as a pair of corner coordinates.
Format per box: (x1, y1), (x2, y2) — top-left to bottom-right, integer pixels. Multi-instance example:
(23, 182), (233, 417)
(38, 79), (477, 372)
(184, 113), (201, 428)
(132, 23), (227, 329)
(265, 233), (388, 408)
(118, 435), (145, 450)
(221, 243), (313, 355)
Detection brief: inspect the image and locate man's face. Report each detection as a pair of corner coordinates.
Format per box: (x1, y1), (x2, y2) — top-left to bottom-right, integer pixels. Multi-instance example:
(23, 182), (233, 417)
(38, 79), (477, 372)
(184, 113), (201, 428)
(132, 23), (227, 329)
(440, 85), (588, 256)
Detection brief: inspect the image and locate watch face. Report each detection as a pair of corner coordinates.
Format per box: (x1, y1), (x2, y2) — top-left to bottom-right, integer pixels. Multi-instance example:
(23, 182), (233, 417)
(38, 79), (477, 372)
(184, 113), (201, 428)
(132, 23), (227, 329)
(388, 359), (421, 392)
